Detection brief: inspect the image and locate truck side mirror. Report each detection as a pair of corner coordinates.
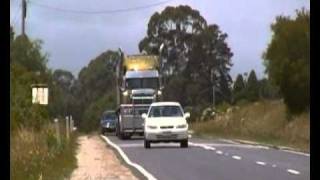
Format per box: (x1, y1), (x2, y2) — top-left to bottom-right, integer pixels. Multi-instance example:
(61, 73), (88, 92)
(184, 112), (190, 119)
(142, 113), (147, 119)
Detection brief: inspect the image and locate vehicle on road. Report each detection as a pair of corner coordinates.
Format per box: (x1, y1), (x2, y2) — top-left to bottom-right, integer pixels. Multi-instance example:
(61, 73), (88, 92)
(115, 49), (164, 139)
(100, 110), (117, 134)
(142, 102), (190, 148)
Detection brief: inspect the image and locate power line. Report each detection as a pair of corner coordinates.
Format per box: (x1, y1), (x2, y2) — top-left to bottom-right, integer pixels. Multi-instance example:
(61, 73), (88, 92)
(29, 0), (173, 14)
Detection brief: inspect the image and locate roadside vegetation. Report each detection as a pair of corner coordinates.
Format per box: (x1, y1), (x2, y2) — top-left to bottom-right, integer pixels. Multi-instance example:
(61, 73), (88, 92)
(191, 9), (309, 152)
(191, 100), (309, 152)
(10, 28), (78, 179)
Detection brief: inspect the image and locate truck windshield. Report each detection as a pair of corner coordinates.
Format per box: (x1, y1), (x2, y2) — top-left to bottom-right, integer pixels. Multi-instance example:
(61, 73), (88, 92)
(126, 78), (158, 89)
(148, 106), (183, 117)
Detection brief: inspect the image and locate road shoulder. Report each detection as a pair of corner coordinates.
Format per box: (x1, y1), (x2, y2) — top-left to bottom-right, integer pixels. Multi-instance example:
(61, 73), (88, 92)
(70, 134), (138, 180)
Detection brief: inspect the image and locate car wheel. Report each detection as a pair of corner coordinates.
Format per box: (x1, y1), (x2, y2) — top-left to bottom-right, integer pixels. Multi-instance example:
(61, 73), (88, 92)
(144, 140), (151, 149)
(180, 140), (188, 148)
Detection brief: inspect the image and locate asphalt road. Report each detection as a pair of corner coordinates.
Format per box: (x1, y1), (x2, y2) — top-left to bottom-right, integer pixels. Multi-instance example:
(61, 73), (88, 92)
(104, 135), (309, 180)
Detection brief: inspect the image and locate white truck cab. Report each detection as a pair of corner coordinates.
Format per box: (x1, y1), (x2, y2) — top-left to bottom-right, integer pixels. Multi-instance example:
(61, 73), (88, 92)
(142, 102), (190, 148)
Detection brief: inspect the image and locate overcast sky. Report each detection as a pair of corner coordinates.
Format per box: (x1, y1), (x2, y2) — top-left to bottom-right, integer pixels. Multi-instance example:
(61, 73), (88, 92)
(10, 0), (309, 80)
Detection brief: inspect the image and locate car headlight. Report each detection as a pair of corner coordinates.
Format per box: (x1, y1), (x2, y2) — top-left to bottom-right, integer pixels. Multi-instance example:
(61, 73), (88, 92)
(122, 90), (128, 96)
(176, 124), (187, 129)
(147, 125), (157, 129)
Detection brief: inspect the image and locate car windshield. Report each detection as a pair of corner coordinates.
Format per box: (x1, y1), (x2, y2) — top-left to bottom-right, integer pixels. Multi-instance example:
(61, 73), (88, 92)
(148, 105), (183, 117)
(103, 113), (116, 121)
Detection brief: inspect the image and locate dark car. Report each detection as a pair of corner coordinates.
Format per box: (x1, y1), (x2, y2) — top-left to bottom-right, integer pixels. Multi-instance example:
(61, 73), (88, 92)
(100, 110), (117, 134)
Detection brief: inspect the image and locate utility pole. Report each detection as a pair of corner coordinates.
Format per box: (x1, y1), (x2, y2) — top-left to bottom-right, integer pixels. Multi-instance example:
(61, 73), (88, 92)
(21, 0), (27, 36)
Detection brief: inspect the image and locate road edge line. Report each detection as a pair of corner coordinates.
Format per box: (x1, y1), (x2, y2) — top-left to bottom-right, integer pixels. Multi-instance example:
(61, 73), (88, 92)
(100, 135), (157, 180)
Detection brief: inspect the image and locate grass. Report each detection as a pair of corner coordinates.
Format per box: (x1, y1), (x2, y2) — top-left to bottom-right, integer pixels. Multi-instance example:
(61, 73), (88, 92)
(191, 100), (309, 152)
(10, 122), (78, 180)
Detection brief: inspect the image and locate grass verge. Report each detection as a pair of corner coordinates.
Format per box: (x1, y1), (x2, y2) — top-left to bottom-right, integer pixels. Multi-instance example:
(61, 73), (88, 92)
(10, 124), (78, 180)
(191, 100), (309, 152)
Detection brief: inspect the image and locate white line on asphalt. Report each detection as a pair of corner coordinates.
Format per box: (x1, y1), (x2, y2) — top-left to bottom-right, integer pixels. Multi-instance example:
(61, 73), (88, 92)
(232, 155), (242, 160)
(119, 144), (143, 148)
(101, 135), (157, 180)
(256, 161), (266, 166)
(189, 142), (216, 151)
(219, 139), (240, 144)
(216, 150), (223, 155)
(199, 143), (269, 149)
(287, 169), (300, 175)
(282, 150), (310, 157)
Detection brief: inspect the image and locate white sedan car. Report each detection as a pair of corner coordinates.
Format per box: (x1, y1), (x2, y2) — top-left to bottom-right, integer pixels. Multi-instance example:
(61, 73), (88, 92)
(142, 102), (190, 148)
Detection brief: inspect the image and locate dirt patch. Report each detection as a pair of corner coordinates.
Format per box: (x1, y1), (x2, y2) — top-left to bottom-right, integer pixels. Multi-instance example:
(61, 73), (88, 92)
(70, 135), (138, 180)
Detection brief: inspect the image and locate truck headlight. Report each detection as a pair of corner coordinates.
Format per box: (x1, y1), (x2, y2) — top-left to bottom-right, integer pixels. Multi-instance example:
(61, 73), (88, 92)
(157, 90), (162, 95)
(122, 90), (128, 96)
(147, 125), (157, 129)
(176, 124), (187, 129)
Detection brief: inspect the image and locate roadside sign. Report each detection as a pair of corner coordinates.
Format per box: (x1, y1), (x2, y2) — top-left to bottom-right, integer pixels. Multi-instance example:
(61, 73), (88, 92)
(31, 84), (49, 105)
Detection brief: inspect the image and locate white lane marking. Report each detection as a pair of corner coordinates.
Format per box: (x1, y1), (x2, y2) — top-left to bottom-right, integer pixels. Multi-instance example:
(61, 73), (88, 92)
(216, 150), (223, 155)
(198, 143), (269, 149)
(189, 142), (216, 151)
(287, 169), (301, 175)
(219, 139), (240, 144)
(119, 144), (143, 148)
(272, 164), (277, 168)
(256, 161), (266, 166)
(232, 155), (242, 160)
(101, 135), (157, 180)
(282, 150), (310, 157)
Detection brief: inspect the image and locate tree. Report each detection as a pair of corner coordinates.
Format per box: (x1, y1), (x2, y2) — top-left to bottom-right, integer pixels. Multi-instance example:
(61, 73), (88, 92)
(233, 74), (245, 94)
(246, 70), (259, 101)
(263, 8), (309, 114)
(139, 5), (207, 75)
(52, 69), (75, 91)
(75, 50), (119, 130)
(233, 74), (246, 102)
(258, 78), (280, 99)
(11, 35), (48, 73)
(140, 5), (233, 106)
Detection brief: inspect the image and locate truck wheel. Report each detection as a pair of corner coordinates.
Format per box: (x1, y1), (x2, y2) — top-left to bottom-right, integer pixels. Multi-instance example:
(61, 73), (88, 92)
(101, 128), (105, 135)
(144, 140), (151, 149)
(119, 132), (126, 140)
(180, 140), (188, 148)
(122, 134), (130, 140)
